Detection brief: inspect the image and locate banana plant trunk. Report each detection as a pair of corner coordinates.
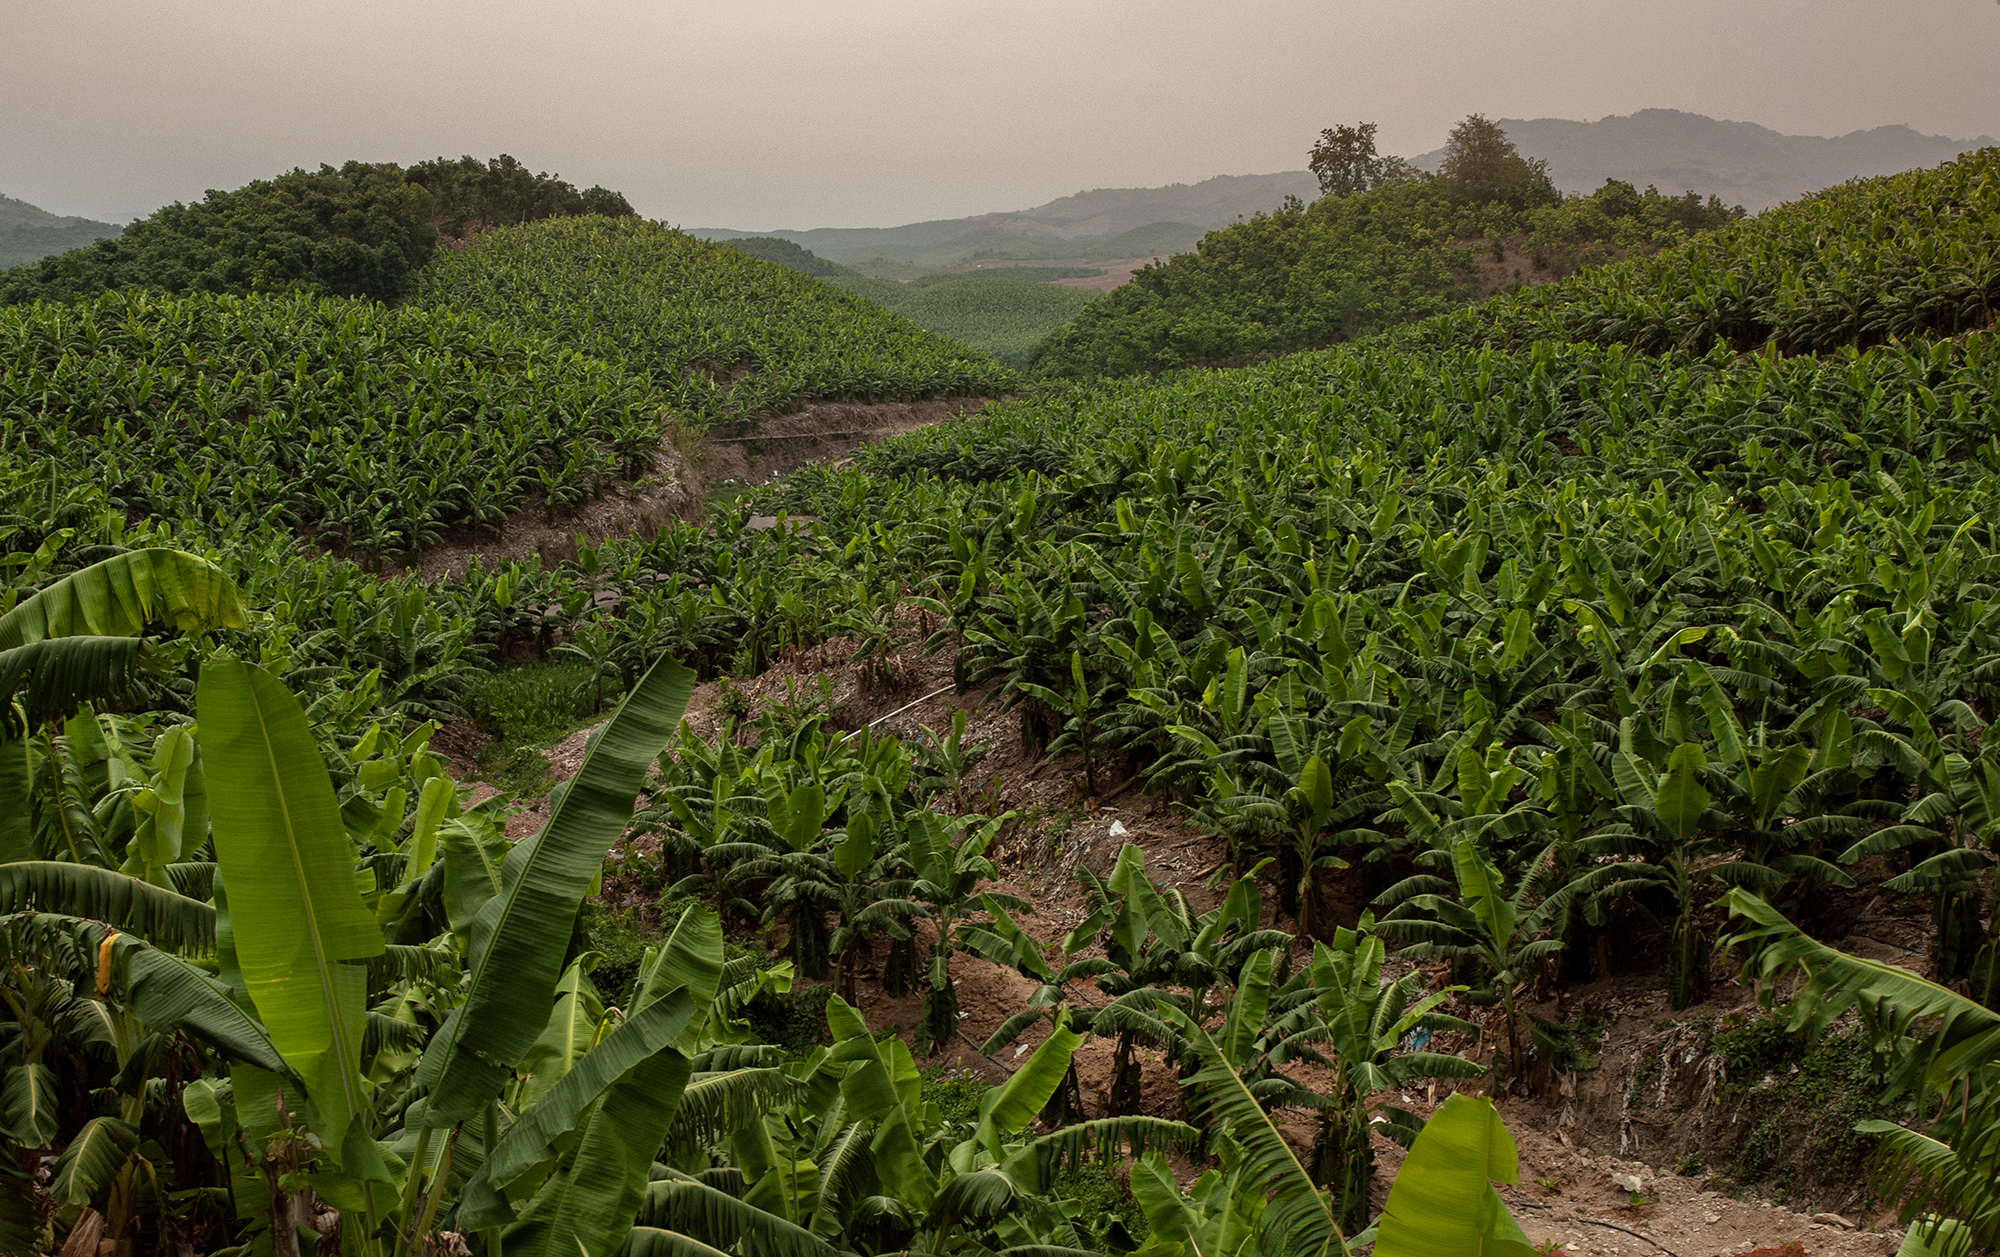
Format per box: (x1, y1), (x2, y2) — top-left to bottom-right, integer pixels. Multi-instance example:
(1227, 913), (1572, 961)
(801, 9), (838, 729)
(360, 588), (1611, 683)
(1110, 1031), (1142, 1115)
(1309, 1103), (1374, 1235)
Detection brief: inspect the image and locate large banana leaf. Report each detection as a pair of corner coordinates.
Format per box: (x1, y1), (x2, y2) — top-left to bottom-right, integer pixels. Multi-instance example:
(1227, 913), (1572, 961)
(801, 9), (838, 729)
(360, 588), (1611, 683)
(197, 659), (383, 1153)
(0, 549), (245, 649)
(0, 637), (148, 733)
(969, 1012), (1082, 1155)
(1372, 1094), (1536, 1257)
(504, 1051), (695, 1257)
(0, 861), (214, 951)
(824, 995), (933, 1211)
(461, 988), (697, 1227)
(1155, 1001), (1344, 1257)
(1722, 889), (2000, 1090)
(1, 1063), (58, 1147)
(516, 958), (611, 1110)
(0, 742), (31, 861)
(418, 656), (693, 1126)
(48, 1116), (138, 1224)
(4, 914), (288, 1074)
(634, 1172), (838, 1257)
(637, 904), (726, 1054)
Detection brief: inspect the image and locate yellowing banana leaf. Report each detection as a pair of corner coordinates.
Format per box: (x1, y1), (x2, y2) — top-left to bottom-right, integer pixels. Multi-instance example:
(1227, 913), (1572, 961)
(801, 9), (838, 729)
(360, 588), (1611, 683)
(1372, 1093), (1536, 1257)
(197, 659), (383, 1155)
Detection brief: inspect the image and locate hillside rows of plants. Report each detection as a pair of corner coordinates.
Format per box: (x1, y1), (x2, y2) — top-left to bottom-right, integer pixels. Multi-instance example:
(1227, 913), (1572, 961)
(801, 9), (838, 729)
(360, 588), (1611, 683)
(3, 144), (2000, 1256)
(1028, 115), (1747, 380)
(416, 217), (1016, 424)
(1406, 144), (2000, 355)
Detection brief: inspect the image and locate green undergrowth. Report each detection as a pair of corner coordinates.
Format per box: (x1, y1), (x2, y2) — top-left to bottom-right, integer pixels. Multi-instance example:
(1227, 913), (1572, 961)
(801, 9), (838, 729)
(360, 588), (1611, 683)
(1704, 1011), (1901, 1208)
(466, 659), (621, 797)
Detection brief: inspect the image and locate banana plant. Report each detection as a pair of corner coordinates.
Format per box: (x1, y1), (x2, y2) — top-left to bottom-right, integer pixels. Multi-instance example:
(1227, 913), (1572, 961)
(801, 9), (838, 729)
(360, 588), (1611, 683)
(1369, 1093), (1538, 1257)
(1266, 920), (1483, 1230)
(1376, 840), (1575, 1090)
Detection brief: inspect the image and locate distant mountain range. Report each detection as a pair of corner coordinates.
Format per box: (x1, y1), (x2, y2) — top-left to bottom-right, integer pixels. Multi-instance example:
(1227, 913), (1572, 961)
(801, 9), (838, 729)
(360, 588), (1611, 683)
(1411, 109), (1994, 211)
(699, 110), (1994, 270)
(693, 171), (1319, 271)
(0, 193), (122, 269)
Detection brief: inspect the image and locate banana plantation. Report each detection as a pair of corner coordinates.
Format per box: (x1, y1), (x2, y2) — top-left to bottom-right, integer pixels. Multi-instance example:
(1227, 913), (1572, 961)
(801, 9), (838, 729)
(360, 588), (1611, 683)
(2, 149), (1999, 1256)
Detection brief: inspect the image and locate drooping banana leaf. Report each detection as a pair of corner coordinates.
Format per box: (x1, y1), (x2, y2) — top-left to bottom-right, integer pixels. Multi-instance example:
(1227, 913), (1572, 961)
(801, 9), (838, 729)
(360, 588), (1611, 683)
(0, 1062), (59, 1147)
(0, 741), (30, 862)
(4, 914), (287, 1074)
(0, 860), (215, 951)
(633, 1171), (838, 1257)
(1372, 1093), (1536, 1257)
(0, 549), (246, 649)
(459, 988), (698, 1229)
(419, 656), (694, 1127)
(1155, 1001), (1344, 1257)
(502, 1050), (694, 1257)
(1722, 889), (2000, 1091)
(48, 1116), (139, 1225)
(197, 659), (383, 1154)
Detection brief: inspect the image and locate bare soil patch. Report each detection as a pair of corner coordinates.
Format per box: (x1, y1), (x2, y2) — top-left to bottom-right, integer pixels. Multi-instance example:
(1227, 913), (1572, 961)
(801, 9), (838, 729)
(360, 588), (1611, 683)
(703, 396), (992, 488)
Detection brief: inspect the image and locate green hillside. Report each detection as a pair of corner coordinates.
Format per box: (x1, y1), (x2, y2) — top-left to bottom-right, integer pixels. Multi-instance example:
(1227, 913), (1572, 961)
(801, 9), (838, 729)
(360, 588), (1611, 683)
(418, 216), (1013, 421)
(1030, 173), (1741, 379)
(4, 141), (2000, 1257)
(0, 194), (124, 269)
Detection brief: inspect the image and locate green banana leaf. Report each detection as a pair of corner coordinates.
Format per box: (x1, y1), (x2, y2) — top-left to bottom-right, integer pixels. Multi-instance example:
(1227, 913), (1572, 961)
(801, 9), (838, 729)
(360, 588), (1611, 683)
(1897, 1217), (1974, 1257)
(970, 1011), (1082, 1155)
(0, 742), (29, 862)
(0, 860), (215, 951)
(1722, 889), (2000, 1090)
(0, 549), (245, 649)
(824, 995), (933, 1211)
(48, 1116), (138, 1224)
(1, 1063), (58, 1147)
(197, 659), (383, 1154)
(461, 988), (698, 1227)
(1372, 1093), (1535, 1257)
(1155, 1001), (1343, 1257)
(636, 904), (726, 1054)
(515, 958), (611, 1110)
(419, 656), (694, 1127)
(502, 1050), (694, 1257)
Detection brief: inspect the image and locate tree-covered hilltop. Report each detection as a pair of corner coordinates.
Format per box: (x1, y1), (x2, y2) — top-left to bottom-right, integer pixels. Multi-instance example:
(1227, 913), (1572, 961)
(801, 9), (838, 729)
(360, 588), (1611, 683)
(1029, 117), (1742, 380)
(0, 155), (635, 307)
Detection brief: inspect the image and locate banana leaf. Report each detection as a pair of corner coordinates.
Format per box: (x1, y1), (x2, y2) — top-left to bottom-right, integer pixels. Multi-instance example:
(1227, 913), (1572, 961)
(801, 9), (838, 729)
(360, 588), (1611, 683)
(0, 860), (214, 951)
(198, 659), (383, 1154)
(418, 656), (694, 1126)
(502, 1050), (694, 1257)
(0, 549), (245, 649)
(460, 987), (697, 1227)
(1372, 1094), (1535, 1257)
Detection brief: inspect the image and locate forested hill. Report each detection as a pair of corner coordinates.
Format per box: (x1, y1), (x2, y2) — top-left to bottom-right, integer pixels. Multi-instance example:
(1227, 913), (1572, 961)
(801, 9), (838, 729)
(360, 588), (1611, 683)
(1029, 167), (1740, 379)
(0, 155), (638, 306)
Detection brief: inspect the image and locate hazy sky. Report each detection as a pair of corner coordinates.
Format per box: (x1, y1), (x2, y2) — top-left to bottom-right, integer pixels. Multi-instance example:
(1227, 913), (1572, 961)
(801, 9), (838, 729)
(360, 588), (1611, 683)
(5, 0), (1997, 230)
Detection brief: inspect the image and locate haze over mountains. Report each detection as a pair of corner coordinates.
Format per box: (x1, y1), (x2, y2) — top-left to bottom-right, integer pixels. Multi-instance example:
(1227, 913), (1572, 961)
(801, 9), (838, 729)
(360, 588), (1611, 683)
(698, 109), (1993, 271)
(0, 192), (122, 269)
(1410, 109), (1995, 211)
